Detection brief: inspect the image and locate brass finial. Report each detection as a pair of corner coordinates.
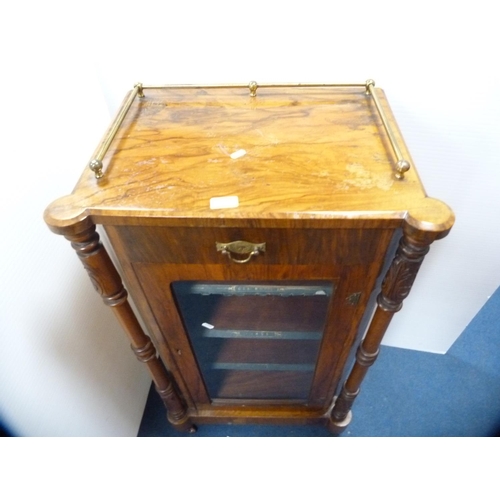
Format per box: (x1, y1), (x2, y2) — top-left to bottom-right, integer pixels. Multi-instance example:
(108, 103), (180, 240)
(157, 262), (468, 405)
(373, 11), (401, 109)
(365, 79), (375, 94)
(89, 159), (104, 179)
(395, 160), (410, 180)
(134, 82), (144, 98)
(249, 81), (258, 97)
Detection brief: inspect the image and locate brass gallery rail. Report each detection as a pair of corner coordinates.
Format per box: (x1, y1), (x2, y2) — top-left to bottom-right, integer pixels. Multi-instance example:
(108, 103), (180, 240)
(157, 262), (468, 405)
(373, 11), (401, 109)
(88, 80), (411, 182)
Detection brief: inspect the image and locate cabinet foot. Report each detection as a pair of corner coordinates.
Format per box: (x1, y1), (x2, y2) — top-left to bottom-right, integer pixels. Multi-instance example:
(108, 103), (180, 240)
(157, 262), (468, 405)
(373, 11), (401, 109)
(327, 411), (352, 435)
(167, 413), (195, 433)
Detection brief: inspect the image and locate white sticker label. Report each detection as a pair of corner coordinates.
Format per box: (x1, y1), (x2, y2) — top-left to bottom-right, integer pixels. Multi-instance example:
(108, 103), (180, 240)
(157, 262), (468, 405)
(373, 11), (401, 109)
(209, 195), (239, 209)
(230, 149), (246, 159)
(202, 323), (214, 329)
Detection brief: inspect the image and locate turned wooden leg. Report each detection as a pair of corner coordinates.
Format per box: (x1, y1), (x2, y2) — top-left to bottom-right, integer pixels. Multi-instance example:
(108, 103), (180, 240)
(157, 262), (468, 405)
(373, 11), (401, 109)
(66, 224), (191, 431)
(328, 224), (441, 434)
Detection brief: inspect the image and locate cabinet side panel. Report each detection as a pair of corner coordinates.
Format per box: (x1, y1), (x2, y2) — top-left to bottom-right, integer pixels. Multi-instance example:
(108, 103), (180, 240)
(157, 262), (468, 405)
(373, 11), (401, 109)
(310, 229), (396, 405)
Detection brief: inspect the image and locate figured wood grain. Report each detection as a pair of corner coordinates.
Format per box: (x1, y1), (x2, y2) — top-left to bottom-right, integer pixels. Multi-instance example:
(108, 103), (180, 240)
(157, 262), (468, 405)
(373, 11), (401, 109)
(44, 86), (454, 236)
(191, 403), (329, 428)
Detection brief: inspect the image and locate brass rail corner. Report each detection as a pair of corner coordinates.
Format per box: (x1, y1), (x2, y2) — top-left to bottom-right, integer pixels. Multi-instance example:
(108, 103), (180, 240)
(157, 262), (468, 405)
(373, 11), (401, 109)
(89, 83), (144, 179)
(365, 80), (411, 180)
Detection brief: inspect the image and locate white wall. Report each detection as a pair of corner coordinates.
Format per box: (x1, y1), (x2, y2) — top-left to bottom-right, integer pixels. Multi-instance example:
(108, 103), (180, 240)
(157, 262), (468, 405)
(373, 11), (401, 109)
(0, 3), (151, 436)
(1, 0), (499, 435)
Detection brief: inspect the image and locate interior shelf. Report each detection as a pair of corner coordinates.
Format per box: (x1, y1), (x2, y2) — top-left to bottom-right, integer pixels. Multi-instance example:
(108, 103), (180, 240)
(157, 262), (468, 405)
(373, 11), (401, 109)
(172, 280), (334, 400)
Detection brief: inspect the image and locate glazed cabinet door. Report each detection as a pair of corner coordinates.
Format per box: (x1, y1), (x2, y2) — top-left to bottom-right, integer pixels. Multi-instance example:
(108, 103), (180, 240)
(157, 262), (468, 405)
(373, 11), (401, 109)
(104, 224), (396, 411)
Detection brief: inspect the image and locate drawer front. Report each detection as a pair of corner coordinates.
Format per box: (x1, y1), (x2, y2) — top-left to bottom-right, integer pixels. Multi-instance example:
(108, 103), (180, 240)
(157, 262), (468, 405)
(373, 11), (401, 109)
(110, 225), (394, 266)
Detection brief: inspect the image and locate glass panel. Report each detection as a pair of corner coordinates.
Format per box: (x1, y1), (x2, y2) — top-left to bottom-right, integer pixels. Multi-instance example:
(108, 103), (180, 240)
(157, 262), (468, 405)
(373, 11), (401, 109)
(172, 281), (334, 401)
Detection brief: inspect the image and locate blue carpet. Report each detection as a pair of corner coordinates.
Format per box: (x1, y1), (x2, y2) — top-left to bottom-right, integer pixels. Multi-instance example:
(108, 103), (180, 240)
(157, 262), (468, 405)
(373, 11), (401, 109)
(138, 287), (500, 437)
(447, 286), (500, 379)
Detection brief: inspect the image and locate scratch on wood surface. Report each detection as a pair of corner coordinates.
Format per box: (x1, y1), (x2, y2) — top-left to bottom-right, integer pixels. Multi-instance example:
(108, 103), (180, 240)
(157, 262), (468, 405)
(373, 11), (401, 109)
(137, 158), (157, 166)
(338, 163), (393, 191)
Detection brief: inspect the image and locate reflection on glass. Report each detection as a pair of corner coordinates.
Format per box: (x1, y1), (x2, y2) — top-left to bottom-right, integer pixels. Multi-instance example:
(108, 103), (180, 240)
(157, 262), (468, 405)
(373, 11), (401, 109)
(172, 281), (334, 401)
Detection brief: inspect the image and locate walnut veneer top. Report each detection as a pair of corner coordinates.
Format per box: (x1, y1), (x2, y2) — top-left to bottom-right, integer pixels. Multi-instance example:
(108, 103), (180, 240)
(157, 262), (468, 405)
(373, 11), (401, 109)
(45, 86), (454, 233)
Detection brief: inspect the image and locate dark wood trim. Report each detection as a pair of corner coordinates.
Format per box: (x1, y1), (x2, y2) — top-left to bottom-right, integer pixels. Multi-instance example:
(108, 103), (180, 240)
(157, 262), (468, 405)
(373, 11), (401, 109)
(328, 223), (441, 431)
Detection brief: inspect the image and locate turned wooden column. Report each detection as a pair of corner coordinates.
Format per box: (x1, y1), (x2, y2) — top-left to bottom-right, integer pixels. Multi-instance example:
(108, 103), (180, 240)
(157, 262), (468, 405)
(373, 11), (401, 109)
(66, 224), (192, 431)
(328, 224), (443, 434)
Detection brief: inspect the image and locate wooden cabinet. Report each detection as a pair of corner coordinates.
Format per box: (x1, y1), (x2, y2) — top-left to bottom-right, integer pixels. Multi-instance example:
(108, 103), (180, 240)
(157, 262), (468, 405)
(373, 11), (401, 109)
(44, 81), (454, 434)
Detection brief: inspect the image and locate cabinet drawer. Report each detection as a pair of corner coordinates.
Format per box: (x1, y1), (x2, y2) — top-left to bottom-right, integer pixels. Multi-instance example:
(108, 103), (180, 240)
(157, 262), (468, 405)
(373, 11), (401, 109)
(109, 225), (394, 266)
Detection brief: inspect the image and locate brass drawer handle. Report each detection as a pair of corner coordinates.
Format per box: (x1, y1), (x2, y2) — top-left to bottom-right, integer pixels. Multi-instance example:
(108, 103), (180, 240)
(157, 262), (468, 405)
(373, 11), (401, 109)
(216, 241), (266, 264)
